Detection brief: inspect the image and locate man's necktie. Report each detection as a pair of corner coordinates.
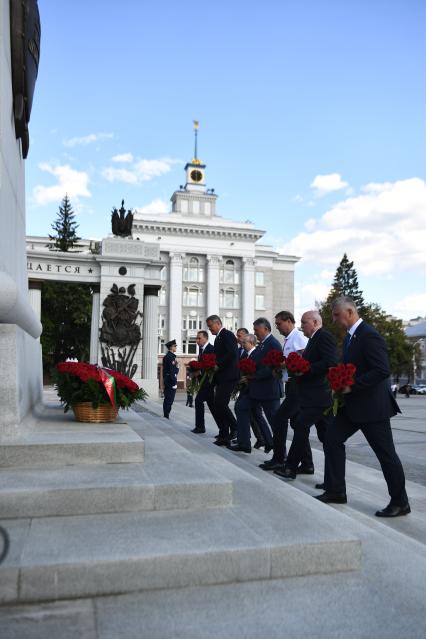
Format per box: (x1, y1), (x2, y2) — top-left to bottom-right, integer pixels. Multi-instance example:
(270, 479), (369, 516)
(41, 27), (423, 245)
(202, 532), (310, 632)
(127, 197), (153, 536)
(343, 333), (351, 362)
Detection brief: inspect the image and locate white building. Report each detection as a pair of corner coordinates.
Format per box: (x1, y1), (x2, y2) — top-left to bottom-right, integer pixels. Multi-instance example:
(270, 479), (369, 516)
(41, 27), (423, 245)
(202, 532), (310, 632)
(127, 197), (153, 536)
(132, 148), (299, 356)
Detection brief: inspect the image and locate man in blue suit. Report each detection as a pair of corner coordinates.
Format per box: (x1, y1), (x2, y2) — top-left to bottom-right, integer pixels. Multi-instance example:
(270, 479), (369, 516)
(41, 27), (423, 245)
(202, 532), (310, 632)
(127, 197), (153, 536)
(162, 339), (179, 419)
(318, 296), (410, 517)
(230, 318), (281, 453)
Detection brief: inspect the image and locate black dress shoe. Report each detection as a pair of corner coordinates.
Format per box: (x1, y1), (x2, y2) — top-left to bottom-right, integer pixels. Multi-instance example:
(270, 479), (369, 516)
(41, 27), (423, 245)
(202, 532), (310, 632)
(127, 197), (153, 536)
(274, 467), (296, 480)
(315, 492), (347, 504)
(228, 444), (251, 453)
(296, 465), (315, 475)
(315, 482), (325, 490)
(375, 503), (411, 518)
(259, 460), (284, 471)
(191, 427), (206, 434)
(163, 415), (169, 419)
(230, 430), (238, 440)
(213, 438), (231, 447)
(253, 440), (264, 449)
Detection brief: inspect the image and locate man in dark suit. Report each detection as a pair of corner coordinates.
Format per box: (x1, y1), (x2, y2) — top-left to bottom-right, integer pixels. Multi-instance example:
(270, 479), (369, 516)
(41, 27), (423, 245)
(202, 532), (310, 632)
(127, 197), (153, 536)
(206, 315), (239, 446)
(162, 339), (179, 419)
(275, 310), (338, 480)
(191, 330), (215, 434)
(230, 318), (281, 453)
(236, 327), (265, 449)
(317, 296), (410, 517)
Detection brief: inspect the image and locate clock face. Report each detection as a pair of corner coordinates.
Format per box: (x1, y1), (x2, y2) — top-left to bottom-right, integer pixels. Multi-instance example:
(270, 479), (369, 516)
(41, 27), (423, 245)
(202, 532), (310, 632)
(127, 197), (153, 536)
(190, 169), (203, 183)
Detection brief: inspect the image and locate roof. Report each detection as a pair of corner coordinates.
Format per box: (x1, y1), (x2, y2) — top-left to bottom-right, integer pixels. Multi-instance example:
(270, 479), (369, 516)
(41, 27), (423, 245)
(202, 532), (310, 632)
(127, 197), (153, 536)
(405, 322), (426, 338)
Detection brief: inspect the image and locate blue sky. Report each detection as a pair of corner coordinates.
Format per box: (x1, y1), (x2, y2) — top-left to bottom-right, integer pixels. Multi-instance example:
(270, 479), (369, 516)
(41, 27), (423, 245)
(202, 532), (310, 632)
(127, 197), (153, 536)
(26, 0), (426, 320)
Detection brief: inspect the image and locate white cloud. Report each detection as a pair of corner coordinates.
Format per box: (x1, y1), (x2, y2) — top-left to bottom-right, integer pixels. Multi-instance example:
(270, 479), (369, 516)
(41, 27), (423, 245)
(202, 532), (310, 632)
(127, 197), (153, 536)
(102, 157), (182, 184)
(281, 177), (426, 275)
(310, 173), (349, 197)
(294, 282), (331, 321)
(112, 153), (134, 163)
(135, 199), (169, 214)
(63, 132), (113, 147)
(393, 293), (426, 319)
(304, 217), (316, 231)
(33, 163), (91, 206)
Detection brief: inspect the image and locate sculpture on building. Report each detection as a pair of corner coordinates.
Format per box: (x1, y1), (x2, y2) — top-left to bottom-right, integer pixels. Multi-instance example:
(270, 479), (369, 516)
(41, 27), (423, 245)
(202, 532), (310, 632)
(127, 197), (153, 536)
(100, 283), (141, 378)
(111, 200), (133, 237)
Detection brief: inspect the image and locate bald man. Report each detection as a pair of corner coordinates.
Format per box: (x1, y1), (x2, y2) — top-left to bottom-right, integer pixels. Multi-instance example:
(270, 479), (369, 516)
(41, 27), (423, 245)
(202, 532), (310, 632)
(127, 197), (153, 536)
(275, 310), (338, 481)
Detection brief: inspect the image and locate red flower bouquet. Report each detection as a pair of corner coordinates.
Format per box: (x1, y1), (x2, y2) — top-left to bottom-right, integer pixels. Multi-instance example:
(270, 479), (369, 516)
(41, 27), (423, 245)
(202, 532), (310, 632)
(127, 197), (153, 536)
(187, 353), (218, 395)
(231, 357), (257, 399)
(54, 361), (147, 413)
(262, 348), (286, 378)
(286, 352), (311, 375)
(326, 363), (357, 415)
(238, 358), (257, 376)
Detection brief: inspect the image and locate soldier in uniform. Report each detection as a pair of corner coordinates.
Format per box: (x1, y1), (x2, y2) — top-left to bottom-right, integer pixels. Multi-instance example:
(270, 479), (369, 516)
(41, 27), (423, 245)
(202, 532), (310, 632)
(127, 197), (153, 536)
(163, 340), (179, 418)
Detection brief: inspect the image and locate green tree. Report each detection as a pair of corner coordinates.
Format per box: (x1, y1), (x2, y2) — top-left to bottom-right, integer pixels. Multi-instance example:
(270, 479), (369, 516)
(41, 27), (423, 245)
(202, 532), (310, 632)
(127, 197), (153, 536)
(48, 194), (81, 251)
(41, 282), (92, 376)
(319, 254), (415, 378)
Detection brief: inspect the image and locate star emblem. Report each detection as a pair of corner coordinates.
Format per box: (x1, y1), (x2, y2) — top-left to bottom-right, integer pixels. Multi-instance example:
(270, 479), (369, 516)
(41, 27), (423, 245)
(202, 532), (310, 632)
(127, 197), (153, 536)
(88, 268), (93, 273)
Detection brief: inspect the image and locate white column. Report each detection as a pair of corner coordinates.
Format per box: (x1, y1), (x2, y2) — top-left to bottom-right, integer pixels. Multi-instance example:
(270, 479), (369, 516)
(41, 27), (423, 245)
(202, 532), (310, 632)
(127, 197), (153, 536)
(206, 255), (221, 317)
(168, 253), (184, 351)
(142, 286), (160, 380)
(242, 257), (256, 329)
(28, 281), (42, 321)
(89, 288), (100, 364)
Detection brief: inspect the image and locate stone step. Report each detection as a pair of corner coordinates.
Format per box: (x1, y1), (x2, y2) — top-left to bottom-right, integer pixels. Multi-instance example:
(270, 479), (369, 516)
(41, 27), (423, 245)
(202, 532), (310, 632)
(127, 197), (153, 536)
(0, 458), (233, 519)
(0, 497), (361, 605)
(0, 404), (144, 468)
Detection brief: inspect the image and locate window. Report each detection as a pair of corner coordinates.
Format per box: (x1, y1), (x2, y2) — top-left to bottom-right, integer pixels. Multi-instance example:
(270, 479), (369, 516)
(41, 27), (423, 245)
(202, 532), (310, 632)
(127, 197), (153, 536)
(183, 256), (204, 282)
(183, 286), (203, 306)
(256, 271), (264, 286)
(220, 288), (239, 309)
(159, 287), (167, 306)
(220, 259), (239, 284)
(255, 294), (265, 310)
(223, 315), (239, 332)
(182, 339), (197, 354)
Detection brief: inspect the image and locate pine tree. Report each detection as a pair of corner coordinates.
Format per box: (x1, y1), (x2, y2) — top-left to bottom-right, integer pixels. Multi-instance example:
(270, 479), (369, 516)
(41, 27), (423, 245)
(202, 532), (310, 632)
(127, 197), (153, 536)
(318, 254), (415, 376)
(318, 254), (367, 344)
(48, 194), (81, 251)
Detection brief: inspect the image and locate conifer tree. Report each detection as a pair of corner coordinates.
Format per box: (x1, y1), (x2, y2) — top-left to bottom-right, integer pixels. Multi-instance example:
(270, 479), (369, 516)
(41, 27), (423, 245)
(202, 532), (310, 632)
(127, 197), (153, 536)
(48, 194), (81, 251)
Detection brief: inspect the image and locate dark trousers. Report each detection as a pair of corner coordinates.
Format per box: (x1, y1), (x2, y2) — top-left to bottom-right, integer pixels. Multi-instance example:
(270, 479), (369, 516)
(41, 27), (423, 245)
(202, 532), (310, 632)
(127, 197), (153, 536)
(250, 403), (265, 444)
(286, 405), (328, 470)
(324, 411), (408, 505)
(195, 385), (215, 430)
(163, 386), (176, 417)
(235, 393), (278, 449)
(212, 381), (237, 439)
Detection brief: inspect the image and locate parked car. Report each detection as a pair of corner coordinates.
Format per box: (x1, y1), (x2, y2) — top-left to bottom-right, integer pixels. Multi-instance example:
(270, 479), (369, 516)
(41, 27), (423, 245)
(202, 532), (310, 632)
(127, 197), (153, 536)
(412, 384), (426, 395)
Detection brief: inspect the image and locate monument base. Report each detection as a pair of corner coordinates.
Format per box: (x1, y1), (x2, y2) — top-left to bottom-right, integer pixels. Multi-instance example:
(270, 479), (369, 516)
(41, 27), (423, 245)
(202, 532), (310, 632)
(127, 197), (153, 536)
(136, 377), (159, 399)
(0, 324), (42, 438)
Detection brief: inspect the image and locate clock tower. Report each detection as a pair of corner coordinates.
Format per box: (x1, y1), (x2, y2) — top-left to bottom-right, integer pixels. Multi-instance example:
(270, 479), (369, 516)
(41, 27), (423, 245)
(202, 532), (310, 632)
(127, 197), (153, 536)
(184, 120), (206, 192)
(171, 121), (217, 217)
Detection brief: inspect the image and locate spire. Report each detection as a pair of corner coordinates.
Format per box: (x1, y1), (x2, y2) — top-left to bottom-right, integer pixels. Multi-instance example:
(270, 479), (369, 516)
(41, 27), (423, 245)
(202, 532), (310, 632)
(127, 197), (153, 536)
(192, 120), (201, 165)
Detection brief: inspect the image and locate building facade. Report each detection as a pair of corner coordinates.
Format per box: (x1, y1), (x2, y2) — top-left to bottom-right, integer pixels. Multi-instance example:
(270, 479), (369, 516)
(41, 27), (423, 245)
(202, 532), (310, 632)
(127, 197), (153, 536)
(132, 153), (299, 357)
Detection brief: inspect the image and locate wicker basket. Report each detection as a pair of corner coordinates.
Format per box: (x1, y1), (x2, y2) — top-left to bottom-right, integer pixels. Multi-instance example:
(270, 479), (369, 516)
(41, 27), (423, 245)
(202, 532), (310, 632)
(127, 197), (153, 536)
(72, 402), (118, 423)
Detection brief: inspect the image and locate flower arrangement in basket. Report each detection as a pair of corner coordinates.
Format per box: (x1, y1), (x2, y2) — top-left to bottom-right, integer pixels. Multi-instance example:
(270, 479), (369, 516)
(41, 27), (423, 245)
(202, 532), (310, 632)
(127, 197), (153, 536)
(54, 362), (148, 422)
(186, 353), (218, 395)
(231, 357), (257, 399)
(262, 348), (286, 379)
(326, 363), (357, 416)
(285, 352), (311, 376)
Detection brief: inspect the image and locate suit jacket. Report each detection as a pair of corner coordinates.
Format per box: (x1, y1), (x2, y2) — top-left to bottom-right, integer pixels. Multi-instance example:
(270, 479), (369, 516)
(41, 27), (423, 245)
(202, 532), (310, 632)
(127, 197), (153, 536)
(163, 351), (178, 389)
(198, 342), (215, 392)
(296, 328), (338, 408)
(213, 328), (239, 384)
(343, 321), (400, 422)
(249, 334), (283, 402)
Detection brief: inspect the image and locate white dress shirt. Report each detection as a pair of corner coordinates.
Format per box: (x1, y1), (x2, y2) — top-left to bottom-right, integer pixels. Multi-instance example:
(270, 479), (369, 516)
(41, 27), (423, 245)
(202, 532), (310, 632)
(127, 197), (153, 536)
(282, 328), (308, 381)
